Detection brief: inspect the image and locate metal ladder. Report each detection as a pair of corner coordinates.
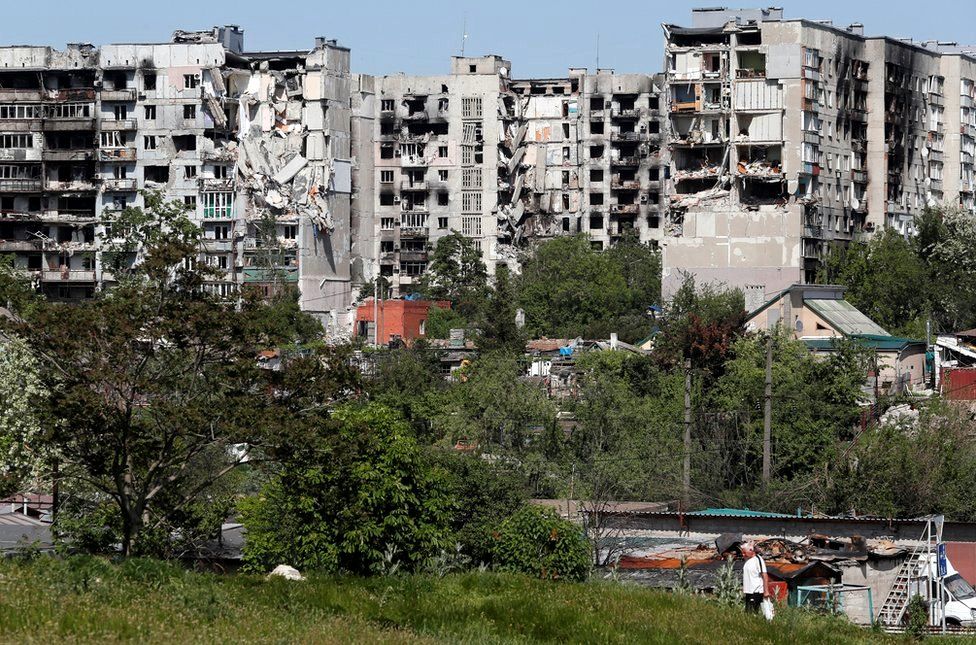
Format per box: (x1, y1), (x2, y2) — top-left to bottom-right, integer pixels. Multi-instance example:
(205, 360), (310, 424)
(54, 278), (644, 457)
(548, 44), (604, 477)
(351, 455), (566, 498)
(877, 516), (941, 627)
(877, 542), (926, 626)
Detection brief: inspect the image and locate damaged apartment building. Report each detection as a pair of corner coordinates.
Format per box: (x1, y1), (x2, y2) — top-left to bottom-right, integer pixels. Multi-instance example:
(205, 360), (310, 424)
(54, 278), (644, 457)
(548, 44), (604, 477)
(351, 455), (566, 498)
(0, 27), (354, 331)
(661, 7), (976, 304)
(358, 58), (667, 295)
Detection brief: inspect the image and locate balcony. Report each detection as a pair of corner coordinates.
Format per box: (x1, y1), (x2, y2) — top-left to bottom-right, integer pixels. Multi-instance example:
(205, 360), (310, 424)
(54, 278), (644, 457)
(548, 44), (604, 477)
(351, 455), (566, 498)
(670, 100), (697, 113)
(42, 149), (93, 162)
(736, 68), (766, 80)
(50, 89), (96, 102)
(611, 108), (641, 119)
(962, 96), (975, 109)
(610, 156), (640, 167)
(399, 250), (428, 262)
(853, 199), (868, 214)
(610, 179), (641, 190)
(851, 169), (868, 184)
(102, 178), (137, 191)
(0, 178), (43, 192)
(41, 118), (96, 132)
(100, 88), (138, 102)
(45, 179), (97, 192)
(243, 266), (298, 283)
(401, 155), (429, 168)
(398, 226), (429, 238)
(100, 118), (137, 131)
(0, 240), (42, 252)
(400, 180), (428, 191)
(199, 177), (236, 191)
(98, 147), (137, 161)
(41, 269), (97, 282)
(610, 203), (640, 214)
(201, 239), (234, 252)
(610, 131), (649, 143)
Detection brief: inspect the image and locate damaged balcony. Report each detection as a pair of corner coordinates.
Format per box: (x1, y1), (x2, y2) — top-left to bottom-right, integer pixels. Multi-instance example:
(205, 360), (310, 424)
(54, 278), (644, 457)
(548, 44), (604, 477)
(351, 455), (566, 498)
(735, 144), (782, 178)
(735, 49), (766, 79)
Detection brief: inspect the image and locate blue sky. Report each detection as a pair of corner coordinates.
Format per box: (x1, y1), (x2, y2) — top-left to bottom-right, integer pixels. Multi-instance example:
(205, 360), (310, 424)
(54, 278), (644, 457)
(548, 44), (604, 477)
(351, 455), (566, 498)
(3, 0), (975, 78)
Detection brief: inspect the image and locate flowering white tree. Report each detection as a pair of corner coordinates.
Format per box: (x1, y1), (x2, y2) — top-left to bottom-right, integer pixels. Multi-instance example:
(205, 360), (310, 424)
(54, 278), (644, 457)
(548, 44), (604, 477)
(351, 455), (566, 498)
(0, 334), (50, 495)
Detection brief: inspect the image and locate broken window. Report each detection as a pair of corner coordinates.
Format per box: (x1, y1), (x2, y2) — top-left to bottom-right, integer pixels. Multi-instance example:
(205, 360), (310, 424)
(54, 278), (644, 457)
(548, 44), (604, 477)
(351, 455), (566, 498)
(380, 217), (395, 230)
(591, 121), (604, 134)
(590, 97), (604, 111)
(144, 165), (169, 184)
(113, 165), (127, 180)
(590, 145), (604, 159)
(461, 97), (482, 119)
(589, 214), (603, 229)
(144, 105), (156, 120)
(184, 195), (197, 209)
(183, 74), (199, 89)
(437, 217), (448, 229)
(113, 104), (127, 120)
(380, 144), (394, 159)
(438, 145), (448, 158)
(589, 193), (604, 206)
(143, 135), (157, 150)
(184, 105), (196, 120)
(437, 192), (449, 206)
(213, 165), (229, 179)
(283, 225), (297, 240)
(172, 135), (196, 152)
(0, 134), (32, 148)
(380, 193), (395, 206)
(144, 73), (157, 91)
(381, 99), (395, 111)
(380, 170), (394, 183)
(0, 104), (43, 119)
(184, 165), (198, 179)
(402, 213), (428, 228)
(438, 169), (448, 181)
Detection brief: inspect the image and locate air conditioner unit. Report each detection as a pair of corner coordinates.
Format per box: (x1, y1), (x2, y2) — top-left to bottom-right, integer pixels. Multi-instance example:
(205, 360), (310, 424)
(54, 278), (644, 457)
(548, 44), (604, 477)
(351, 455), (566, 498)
(393, 196), (401, 203)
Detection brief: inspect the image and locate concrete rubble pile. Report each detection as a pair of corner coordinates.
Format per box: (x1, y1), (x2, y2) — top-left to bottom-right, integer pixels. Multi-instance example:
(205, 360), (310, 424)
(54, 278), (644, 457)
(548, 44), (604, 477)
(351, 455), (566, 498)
(235, 67), (334, 232)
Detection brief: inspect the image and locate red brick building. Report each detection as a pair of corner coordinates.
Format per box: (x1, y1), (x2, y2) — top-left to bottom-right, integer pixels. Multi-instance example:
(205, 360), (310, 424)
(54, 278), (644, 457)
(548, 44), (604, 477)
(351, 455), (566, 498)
(355, 299), (450, 345)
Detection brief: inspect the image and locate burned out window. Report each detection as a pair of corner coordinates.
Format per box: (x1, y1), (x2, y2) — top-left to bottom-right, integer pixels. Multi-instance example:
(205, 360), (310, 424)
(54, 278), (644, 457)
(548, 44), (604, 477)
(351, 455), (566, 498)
(183, 105), (196, 120)
(144, 105), (156, 120)
(144, 74), (157, 91)
(144, 165), (169, 184)
(437, 192), (449, 206)
(380, 193), (395, 206)
(183, 74), (199, 89)
(172, 135), (196, 152)
(380, 144), (394, 159)
(590, 121), (604, 134)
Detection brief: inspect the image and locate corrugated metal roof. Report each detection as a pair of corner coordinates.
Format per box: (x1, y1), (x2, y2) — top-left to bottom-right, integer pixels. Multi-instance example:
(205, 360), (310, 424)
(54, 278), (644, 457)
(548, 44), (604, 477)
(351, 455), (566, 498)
(804, 335), (923, 352)
(697, 507), (793, 518)
(805, 299), (890, 336)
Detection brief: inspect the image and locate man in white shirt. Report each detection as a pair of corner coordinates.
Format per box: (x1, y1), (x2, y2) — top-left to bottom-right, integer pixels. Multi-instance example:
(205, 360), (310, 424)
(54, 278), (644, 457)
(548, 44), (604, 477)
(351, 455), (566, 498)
(741, 542), (770, 612)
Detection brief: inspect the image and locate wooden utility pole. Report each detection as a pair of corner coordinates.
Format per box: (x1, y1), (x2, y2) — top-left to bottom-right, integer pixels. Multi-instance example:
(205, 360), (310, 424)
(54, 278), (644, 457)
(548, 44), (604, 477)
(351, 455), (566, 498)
(762, 334), (773, 484)
(683, 358), (692, 509)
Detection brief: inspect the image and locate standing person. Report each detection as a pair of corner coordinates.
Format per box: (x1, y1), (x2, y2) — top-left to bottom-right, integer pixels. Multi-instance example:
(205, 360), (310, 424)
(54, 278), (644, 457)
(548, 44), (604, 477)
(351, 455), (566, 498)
(741, 542), (770, 612)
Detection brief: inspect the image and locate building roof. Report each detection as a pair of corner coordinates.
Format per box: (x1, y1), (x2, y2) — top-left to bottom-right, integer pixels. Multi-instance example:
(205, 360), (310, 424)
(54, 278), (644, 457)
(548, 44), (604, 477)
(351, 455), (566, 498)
(804, 299), (890, 336)
(804, 334), (924, 353)
(695, 507), (793, 518)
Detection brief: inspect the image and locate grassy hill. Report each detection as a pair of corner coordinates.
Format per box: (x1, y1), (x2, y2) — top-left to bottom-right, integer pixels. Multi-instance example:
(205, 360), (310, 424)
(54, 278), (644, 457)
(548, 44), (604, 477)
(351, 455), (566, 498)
(0, 556), (904, 643)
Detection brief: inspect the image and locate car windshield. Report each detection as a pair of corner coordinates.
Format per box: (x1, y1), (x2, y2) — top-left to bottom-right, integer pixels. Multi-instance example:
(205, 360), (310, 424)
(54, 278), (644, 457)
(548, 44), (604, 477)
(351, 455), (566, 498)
(945, 574), (976, 600)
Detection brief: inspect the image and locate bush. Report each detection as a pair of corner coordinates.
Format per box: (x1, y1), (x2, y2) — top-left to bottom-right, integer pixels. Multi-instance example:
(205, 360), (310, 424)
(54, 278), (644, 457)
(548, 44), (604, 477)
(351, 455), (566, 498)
(240, 403), (454, 574)
(431, 451), (527, 564)
(489, 505), (590, 582)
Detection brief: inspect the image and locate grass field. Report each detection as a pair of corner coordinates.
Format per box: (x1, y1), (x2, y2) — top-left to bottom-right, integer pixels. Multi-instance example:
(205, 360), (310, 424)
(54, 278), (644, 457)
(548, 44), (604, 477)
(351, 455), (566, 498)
(0, 556), (916, 643)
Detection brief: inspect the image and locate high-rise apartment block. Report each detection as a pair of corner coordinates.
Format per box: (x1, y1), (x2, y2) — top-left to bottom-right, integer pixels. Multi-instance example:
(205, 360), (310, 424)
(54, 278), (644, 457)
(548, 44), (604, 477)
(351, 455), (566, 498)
(1, 9), (974, 332)
(661, 7), (976, 304)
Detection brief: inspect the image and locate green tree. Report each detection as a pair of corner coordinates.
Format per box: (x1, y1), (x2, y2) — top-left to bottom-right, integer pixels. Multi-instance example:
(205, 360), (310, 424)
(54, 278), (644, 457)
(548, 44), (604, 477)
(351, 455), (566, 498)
(0, 335), (50, 497)
(240, 403), (454, 574)
(819, 228), (928, 337)
(0, 192), (341, 555)
(489, 505), (591, 581)
(420, 231), (489, 318)
(430, 351), (556, 453)
(655, 274), (745, 377)
(478, 265), (527, 353)
(516, 235), (631, 339)
(707, 331), (868, 508)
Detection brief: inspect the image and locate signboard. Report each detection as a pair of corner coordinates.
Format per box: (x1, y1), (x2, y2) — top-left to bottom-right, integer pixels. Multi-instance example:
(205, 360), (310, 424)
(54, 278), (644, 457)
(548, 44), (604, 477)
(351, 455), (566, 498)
(937, 542), (947, 578)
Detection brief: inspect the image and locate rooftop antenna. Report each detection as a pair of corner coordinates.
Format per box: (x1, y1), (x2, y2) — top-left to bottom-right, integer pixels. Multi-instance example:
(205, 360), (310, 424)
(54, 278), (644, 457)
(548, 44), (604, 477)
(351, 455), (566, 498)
(596, 32), (600, 69)
(460, 14), (468, 57)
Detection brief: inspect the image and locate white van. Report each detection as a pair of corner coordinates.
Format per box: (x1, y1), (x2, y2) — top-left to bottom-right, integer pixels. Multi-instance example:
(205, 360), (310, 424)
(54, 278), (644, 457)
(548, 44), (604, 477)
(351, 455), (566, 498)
(909, 554), (976, 626)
